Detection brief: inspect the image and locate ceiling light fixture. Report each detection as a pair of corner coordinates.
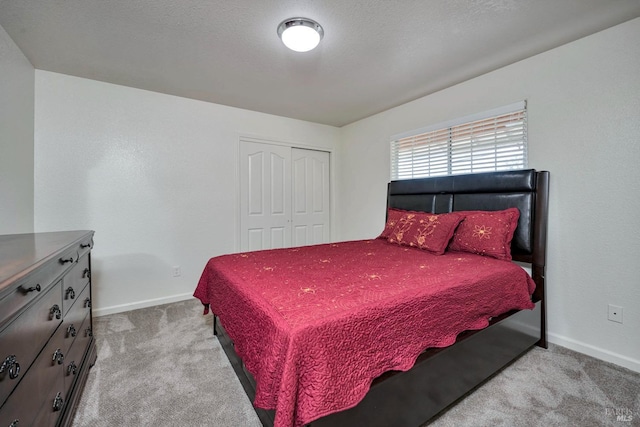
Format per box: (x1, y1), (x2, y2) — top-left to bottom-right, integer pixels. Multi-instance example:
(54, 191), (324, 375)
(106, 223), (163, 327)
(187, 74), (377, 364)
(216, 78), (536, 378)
(277, 17), (324, 52)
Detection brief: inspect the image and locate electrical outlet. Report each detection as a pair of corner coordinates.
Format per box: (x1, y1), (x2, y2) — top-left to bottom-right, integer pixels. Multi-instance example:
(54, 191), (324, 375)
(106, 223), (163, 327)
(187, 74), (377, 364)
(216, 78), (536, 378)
(608, 304), (623, 324)
(172, 266), (182, 277)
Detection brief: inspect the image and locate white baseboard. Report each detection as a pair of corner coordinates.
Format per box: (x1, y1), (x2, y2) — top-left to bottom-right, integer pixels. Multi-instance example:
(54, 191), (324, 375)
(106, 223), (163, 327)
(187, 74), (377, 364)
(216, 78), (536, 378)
(93, 292), (194, 317)
(548, 332), (640, 373)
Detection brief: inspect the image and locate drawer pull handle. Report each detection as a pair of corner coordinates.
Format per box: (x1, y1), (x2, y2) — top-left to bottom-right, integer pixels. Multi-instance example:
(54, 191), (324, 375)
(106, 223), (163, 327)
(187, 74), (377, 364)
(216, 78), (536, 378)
(9, 419), (19, 427)
(52, 349), (65, 365)
(59, 257), (74, 264)
(0, 355), (21, 380)
(50, 304), (62, 320)
(53, 392), (64, 411)
(67, 324), (77, 337)
(67, 361), (78, 376)
(22, 284), (41, 294)
(84, 297), (92, 308)
(83, 268), (91, 279)
(66, 287), (76, 299)
(80, 242), (91, 248)
(85, 327), (93, 337)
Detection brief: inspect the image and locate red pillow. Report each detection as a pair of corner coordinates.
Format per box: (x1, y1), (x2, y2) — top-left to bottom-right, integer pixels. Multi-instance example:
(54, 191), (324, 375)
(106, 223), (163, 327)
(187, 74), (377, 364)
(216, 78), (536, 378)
(448, 208), (520, 260)
(388, 211), (465, 255)
(378, 208), (411, 239)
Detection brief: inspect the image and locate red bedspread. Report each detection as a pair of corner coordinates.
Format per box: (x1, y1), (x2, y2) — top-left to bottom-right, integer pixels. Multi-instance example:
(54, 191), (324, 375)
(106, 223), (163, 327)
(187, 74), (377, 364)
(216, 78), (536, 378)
(194, 239), (535, 427)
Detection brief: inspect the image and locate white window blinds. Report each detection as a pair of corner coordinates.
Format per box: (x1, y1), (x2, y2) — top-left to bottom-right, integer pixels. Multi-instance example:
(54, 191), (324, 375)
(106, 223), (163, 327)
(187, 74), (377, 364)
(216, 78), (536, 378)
(390, 101), (527, 180)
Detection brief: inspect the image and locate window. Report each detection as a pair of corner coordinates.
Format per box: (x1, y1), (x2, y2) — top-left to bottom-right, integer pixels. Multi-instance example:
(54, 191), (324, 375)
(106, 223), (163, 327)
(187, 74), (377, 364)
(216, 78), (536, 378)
(390, 101), (527, 180)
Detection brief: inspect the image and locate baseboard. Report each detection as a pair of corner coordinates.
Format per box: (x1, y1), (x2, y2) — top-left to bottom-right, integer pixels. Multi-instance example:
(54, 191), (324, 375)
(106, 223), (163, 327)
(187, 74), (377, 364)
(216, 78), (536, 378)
(548, 332), (640, 373)
(93, 292), (194, 317)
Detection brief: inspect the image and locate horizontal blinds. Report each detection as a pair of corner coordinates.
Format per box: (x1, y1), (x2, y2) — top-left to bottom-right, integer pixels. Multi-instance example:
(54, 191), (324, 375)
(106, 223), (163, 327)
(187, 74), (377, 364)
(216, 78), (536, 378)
(391, 104), (527, 180)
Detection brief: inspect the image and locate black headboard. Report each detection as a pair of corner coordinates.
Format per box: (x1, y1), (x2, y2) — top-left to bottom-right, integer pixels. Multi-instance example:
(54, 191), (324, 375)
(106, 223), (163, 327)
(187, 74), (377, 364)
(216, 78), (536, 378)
(387, 169), (549, 270)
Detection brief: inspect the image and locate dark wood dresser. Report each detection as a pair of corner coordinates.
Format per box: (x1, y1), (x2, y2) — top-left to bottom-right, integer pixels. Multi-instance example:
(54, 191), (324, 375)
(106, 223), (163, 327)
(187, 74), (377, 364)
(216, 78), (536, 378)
(0, 231), (97, 427)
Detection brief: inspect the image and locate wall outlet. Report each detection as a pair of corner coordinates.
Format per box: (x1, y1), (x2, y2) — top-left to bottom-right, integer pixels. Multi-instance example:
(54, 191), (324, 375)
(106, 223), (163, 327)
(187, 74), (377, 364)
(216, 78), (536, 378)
(608, 304), (623, 324)
(172, 266), (182, 277)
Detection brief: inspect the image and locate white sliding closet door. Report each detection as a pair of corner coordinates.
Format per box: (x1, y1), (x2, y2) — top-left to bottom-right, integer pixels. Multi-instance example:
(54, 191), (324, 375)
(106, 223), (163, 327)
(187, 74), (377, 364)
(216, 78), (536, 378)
(240, 141), (291, 251)
(239, 140), (330, 251)
(292, 148), (330, 246)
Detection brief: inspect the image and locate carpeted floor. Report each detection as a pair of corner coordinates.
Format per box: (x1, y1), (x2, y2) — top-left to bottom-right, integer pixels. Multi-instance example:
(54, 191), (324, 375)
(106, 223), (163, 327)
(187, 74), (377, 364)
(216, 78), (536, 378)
(72, 299), (639, 427)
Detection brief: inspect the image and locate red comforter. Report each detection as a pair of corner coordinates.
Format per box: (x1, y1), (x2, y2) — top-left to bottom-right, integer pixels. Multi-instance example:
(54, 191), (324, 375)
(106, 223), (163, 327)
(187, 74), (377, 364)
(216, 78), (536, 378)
(194, 239), (535, 427)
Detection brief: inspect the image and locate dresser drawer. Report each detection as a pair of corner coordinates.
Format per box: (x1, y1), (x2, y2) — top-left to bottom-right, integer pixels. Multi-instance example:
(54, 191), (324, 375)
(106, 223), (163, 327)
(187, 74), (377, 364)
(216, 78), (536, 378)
(59, 281), (91, 365)
(32, 377), (66, 427)
(63, 312), (91, 396)
(62, 281), (91, 348)
(0, 281), (63, 406)
(0, 323), (67, 426)
(76, 235), (94, 260)
(62, 255), (90, 316)
(0, 246), (76, 330)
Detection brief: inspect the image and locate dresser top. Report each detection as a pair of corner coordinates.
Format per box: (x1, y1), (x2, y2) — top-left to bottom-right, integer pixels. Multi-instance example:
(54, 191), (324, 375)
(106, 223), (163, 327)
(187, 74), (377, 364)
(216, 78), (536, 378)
(0, 230), (94, 288)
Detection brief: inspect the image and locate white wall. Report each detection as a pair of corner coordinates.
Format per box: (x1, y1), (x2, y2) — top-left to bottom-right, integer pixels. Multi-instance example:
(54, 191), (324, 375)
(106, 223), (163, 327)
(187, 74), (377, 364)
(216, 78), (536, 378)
(339, 18), (640, 372)
(34, 71), (340, 315)
(0, 25), (34, 234)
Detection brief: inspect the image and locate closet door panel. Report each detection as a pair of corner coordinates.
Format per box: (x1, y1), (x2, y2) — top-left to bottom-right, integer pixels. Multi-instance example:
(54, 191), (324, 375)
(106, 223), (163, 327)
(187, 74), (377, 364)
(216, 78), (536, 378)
(240, 141), (292, 251)
(292, 148), (330, 246)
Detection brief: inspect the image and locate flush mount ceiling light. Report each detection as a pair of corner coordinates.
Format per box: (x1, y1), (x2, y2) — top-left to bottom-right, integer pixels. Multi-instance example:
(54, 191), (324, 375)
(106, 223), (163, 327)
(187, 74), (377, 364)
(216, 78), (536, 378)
(277, 17), (324, 52)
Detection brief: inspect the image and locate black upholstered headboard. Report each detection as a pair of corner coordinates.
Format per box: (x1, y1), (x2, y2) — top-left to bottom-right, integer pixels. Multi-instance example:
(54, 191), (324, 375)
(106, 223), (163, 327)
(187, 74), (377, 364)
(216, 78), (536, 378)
(387, 169), (549, 271)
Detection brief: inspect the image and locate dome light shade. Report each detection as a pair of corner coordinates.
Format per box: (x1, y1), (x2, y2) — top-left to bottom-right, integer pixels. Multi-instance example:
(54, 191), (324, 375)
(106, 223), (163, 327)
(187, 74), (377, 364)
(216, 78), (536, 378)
(277, 18), (324, 52)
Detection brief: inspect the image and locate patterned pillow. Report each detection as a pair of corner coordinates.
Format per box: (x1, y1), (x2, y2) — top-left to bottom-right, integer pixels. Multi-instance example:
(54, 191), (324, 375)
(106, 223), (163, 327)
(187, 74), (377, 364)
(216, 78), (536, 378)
(378, 208), (411, 239)
(448, 208), (520, 260)
(388, 211), (465, 255)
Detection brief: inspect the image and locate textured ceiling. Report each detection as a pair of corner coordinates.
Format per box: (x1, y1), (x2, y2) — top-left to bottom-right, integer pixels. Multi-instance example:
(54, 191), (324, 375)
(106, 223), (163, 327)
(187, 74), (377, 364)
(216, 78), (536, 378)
(1, 0), (639, 127)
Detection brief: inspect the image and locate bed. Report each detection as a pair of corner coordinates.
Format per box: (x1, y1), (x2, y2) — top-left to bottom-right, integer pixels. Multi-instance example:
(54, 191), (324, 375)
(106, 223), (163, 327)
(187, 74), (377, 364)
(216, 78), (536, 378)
(194, 169), (549, 427)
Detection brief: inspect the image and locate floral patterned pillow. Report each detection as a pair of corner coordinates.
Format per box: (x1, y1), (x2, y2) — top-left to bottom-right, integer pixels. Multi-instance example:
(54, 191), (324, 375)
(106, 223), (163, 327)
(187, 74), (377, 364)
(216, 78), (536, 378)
(448, 208), (520, 260)
(378, 208), (412, 239)
(388, 211), (465, 255)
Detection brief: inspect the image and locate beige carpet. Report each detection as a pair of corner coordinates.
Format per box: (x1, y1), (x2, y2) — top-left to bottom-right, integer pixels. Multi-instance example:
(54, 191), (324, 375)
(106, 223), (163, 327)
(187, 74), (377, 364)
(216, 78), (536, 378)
(72, 299), (639, 427)
(72, 299), (261, 427)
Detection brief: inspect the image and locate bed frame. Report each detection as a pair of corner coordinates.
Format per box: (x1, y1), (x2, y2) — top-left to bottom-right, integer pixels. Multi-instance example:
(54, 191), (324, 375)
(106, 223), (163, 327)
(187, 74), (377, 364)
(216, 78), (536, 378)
(214, 169), (549, 427)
